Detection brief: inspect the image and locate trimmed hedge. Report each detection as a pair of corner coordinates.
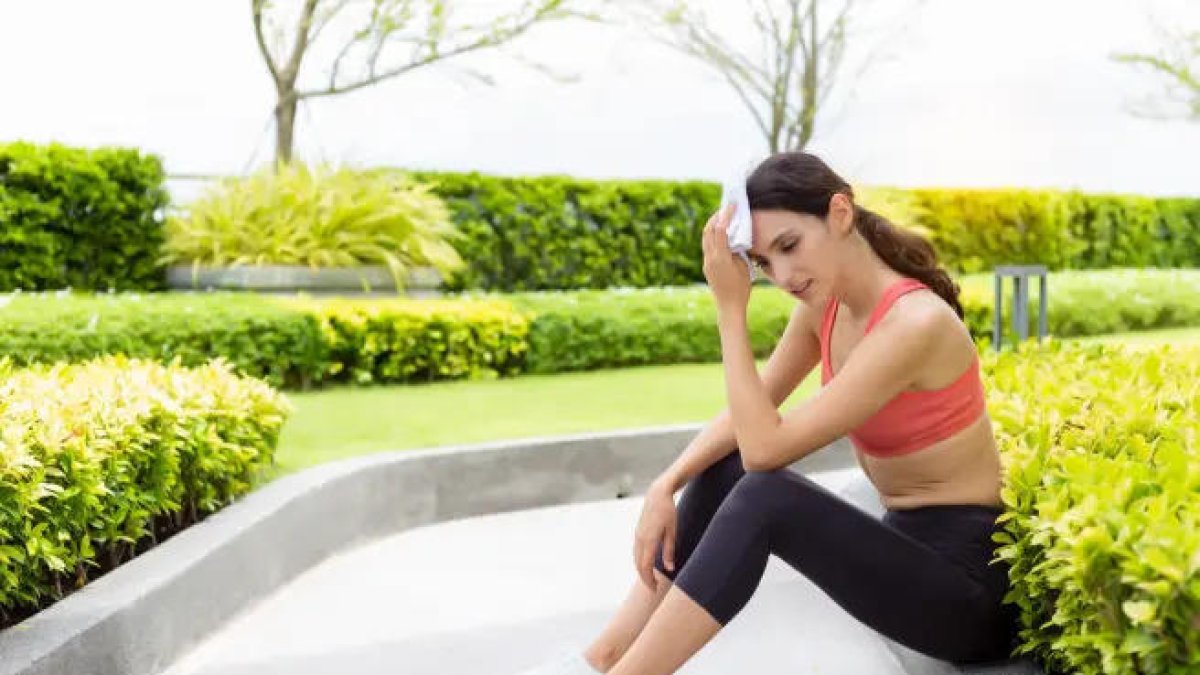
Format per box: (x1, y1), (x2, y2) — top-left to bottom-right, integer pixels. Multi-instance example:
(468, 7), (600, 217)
(0, 292), (327, 390)
(0, 356), (290, 627)
(1, 143), (1195, 295)
(960, 268), (1200, 343)
(505, 286), (788, 374)
(402, 170), (1200, 291)
(0, 142), (168, 292)
(901, 189), (1200, 274)
(283, 296), (531, 385)
(0, 269), (1198, 388)
(986, 341), (1200, 674)
(405, 170), (717, 291)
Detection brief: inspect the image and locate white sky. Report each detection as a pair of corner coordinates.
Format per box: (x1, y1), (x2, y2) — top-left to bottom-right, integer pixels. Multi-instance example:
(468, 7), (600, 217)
(2, 0), (1198, 203)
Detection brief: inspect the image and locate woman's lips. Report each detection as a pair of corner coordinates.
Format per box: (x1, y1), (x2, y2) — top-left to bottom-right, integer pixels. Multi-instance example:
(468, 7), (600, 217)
(790, 279), (813, 298)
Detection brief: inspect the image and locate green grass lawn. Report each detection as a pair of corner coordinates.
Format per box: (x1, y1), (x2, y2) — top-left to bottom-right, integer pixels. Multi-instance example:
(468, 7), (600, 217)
(268, 359), (816, 480)
(1066, 326), (1200, 346)
(266, 327), (1200, 481)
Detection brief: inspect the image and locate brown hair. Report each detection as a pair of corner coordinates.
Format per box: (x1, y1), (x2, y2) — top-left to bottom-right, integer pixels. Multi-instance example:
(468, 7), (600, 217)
(745, 152), (964, 320)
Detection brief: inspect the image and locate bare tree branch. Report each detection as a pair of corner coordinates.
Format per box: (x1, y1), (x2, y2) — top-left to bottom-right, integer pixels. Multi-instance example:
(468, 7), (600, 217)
(1113, 27), (1200, 121)
(623, 0), (897, 152)
(251, 0), (590, 163)
(308, 0), (353, 48)
(301, 12), (549, 97)
(251, 0), (282, 84)
(281, 0), (321, 84)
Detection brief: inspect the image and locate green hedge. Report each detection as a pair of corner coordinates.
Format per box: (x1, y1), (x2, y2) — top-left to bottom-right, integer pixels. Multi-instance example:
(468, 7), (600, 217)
(406, 170), (716, 291)
(506, 286), (788, 373)
(2, 145), (1194, 295)
(960, 268), (1200, 343)
(0, 142), (169, 292)
(899, 189), (1200, 274)
(402, 171), (1200, 290)
(0, 292), (327, 390)
(985, 341), (1200, 674)
(0, 356), (290, 627)
(0, 269), (1197, 388)
(284, 296), (530, 385)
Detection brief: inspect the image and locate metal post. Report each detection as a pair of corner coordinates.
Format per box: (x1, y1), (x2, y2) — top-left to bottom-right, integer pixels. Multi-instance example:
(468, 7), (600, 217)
(1013, 275), (1028, 342)
(1038, 273), (1048, 339)
(993, 274), (1002, 350)
(993, 265), (1049, 351)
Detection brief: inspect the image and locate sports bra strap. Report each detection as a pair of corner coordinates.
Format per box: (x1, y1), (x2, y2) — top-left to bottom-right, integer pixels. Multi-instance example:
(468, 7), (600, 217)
(864, 278), (928, 333)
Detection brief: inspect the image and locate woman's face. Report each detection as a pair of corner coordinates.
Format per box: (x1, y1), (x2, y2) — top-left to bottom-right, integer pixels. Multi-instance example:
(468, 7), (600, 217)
(746, 196), (853, 305)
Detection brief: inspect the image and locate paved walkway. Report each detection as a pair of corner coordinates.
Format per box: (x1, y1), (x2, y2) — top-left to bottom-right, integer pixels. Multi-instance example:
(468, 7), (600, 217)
(157, 467), (1036, 675)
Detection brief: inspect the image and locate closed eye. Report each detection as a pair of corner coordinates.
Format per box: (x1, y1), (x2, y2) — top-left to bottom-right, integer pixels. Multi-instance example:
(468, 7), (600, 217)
(752, 239), (798, 271)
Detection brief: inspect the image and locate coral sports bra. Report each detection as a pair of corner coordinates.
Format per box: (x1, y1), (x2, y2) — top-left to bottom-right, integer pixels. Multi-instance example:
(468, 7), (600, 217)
(820, 278), (986, 458)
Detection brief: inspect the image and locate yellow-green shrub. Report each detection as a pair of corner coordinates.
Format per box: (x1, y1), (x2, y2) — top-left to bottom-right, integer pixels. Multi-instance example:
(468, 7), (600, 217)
(284, 296), (531, 385)
(0, 356), (290, 626)
(163, 163), (467, 292)
(985, 341), (1200, 673)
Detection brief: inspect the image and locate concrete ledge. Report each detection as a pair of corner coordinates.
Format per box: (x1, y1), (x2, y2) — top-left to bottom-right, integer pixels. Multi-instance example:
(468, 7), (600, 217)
(0, 423), (813, 675)
(0, 424), (1041, 675)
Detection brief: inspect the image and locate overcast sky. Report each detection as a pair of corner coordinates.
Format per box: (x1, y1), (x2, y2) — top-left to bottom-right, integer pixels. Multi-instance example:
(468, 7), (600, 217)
(2, 0), (1198, 203)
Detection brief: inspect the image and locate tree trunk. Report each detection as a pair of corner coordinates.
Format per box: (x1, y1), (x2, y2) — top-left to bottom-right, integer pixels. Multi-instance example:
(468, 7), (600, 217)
(274, 90), (298, 165)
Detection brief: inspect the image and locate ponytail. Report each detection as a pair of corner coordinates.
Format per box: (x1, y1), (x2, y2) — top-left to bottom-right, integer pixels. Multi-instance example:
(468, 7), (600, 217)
(852, 205), (964, 320)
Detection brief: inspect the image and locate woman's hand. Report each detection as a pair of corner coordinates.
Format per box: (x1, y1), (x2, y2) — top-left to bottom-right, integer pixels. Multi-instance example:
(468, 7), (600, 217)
(633, 480), (679, 590)
(702, 203), (753, 314)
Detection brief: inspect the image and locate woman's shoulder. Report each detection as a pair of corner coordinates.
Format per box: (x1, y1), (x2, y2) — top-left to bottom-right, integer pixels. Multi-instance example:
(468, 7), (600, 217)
(880, 288), (974, 355)
(884, 288), (979, 388)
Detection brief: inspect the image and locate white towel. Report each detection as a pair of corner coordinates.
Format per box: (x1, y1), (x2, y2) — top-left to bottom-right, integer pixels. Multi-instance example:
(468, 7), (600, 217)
(720, 176), (755, 278)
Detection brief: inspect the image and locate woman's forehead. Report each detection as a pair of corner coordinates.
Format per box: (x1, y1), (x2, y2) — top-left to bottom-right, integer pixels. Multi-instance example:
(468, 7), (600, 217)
(748, 211), (798, 255)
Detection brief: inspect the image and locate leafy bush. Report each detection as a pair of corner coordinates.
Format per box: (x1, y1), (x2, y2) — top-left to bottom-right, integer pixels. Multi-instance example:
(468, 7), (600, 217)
(0, 291), (327, 390)
(1, 269), (1199, 389)
(0, 356), (290, 627)
(909, 188), (1084, 273)
(959, 269), (1200, 344)
(282, 295), (531, 385)
(407, 170), (717, 292)
(506, 285), (789, 373)
(163, 163), (467, 292)
(406, 171), (1199, 290)
(0, 142), (168, 292)
(985, 341), (1200, 674)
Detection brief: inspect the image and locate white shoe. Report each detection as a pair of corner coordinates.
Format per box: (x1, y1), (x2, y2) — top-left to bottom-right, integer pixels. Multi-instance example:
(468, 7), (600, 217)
(513, 645), (602, 674)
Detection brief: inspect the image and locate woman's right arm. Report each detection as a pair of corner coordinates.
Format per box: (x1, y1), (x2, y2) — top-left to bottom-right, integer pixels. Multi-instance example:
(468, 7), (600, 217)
(651, 407), (739, 495)
(651, 300), (822, 495)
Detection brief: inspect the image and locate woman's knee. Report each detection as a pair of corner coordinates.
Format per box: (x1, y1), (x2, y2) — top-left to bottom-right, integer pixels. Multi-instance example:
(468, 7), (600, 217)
(710, 448), (748, 481)
(720, 469), (800, 518)
(679, 449), (748, 507)
(723, 468), (835, 524)
(732, 467), (800, 494)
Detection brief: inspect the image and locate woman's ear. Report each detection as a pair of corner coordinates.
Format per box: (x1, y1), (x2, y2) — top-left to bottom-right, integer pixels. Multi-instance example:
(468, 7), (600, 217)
(827, 193), (855, 238)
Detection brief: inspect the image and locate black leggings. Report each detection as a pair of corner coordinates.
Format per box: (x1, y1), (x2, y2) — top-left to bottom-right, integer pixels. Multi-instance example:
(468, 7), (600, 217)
(652, 449), (1020, 664)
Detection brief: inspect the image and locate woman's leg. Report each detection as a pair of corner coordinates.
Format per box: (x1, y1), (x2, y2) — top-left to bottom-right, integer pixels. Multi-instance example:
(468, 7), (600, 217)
(582, 450), (749, 671)
(653, 464), (1016, 665)
(581, 568), (673, 671)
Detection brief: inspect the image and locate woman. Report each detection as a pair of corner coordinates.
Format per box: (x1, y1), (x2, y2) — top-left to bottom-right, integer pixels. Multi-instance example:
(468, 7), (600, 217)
(518, 152), (1020, 675)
